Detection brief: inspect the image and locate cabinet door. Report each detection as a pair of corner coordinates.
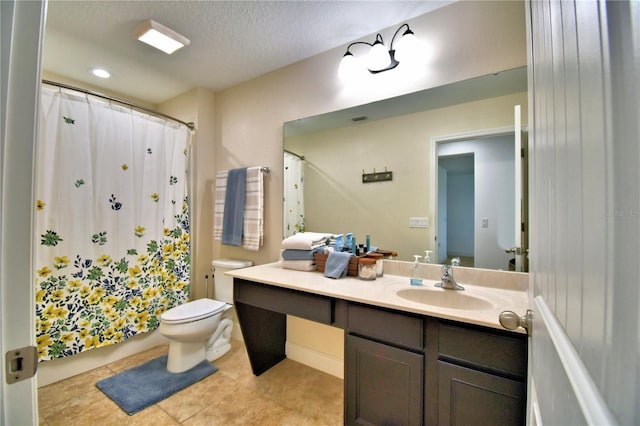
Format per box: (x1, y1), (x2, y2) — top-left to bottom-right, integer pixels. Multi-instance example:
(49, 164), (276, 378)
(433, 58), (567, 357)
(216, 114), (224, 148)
(438, 361), (525, 426)
(346, 335), (424, 426)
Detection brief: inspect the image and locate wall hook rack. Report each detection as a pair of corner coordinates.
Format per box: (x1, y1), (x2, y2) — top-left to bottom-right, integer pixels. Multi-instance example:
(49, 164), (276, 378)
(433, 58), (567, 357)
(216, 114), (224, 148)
(362, 167), (393, 183)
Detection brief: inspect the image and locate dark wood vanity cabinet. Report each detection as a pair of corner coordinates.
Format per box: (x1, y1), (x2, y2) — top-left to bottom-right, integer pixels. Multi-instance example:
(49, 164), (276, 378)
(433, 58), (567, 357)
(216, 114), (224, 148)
(428, 321), (528, 426)
(345, 304), (425, 426)
(344, 304), (527, 426)
(233, 278), (528, 426)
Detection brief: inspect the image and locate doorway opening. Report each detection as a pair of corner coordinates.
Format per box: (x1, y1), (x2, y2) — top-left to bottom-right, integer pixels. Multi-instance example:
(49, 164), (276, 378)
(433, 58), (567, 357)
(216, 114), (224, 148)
(430, 128), (517, 271)
(438, 154), (475, 266)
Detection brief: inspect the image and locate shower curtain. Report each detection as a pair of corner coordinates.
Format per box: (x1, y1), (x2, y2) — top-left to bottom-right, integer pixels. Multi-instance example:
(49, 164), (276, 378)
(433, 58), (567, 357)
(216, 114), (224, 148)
(283, 152), (305, 238)
(35, 86), (190, 361)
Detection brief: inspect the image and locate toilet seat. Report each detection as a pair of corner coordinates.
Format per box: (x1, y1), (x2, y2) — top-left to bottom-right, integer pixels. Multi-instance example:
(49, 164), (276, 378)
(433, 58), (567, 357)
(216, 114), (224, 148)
(161, 298), (227, 324)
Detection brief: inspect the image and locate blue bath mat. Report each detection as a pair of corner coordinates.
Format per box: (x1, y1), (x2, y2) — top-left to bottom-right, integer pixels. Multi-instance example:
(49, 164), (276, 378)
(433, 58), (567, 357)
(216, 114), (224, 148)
(96, 354), (217, 415)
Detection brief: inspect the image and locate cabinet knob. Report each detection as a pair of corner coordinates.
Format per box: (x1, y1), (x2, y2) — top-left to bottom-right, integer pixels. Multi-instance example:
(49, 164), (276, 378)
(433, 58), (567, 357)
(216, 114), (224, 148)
(499, 310), (532, 335)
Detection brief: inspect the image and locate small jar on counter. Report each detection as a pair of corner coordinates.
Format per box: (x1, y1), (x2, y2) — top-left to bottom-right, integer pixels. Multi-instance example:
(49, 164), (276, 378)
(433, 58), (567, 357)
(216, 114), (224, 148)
(366, 252), (384, 277)
(358, 258), (377, 281)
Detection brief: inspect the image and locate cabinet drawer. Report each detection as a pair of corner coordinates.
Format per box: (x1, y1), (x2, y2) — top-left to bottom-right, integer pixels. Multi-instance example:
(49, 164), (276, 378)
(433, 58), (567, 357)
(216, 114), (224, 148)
(234, 279), (332, 324)
(438, 322), (527, 378)
(348, 303), (423, 350)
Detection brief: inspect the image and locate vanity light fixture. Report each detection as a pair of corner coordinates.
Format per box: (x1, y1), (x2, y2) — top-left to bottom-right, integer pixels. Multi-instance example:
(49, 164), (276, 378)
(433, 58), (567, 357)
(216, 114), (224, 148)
(135, 19), (190, 54)
(339, 23), (417, 79)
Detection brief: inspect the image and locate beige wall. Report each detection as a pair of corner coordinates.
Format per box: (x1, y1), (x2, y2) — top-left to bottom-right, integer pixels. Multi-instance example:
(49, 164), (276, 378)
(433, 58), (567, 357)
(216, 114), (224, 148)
(213, 1), (527, 369)
(287, 91), (528, 262)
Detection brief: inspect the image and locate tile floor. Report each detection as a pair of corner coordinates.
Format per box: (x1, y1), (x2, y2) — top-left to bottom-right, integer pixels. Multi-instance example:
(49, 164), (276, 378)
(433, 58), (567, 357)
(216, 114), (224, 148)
(38, 341), (344, 425)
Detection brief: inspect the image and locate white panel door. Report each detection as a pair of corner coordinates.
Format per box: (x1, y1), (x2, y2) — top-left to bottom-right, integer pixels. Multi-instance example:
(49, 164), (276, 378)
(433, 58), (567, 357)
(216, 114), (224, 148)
(526, 0), (639, 424)
(1, 0), (45, 423)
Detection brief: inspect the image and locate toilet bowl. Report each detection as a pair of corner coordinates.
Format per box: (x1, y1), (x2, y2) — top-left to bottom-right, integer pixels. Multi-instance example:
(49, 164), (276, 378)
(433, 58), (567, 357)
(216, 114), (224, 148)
(159, 258), (252, 373)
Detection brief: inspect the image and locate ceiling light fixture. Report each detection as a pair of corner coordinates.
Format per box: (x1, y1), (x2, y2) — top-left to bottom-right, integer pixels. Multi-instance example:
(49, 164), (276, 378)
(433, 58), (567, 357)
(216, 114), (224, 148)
(135, 19), (190, 54)
(339, 23), (417, 79)
(89, 67), (111, 79)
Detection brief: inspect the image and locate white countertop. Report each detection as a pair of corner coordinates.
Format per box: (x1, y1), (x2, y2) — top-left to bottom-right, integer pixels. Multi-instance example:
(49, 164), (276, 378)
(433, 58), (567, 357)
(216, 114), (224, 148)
(227, 262), (529, 334)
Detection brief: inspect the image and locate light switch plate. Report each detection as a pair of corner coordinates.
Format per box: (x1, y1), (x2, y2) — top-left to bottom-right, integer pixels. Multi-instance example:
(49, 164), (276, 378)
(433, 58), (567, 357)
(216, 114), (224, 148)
(409, 217), (429, 228)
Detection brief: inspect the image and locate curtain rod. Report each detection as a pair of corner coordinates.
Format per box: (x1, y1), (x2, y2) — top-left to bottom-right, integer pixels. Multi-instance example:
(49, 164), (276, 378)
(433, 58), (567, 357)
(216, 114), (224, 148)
(42, 79), (196, 131)
(284, 149), (305, 160)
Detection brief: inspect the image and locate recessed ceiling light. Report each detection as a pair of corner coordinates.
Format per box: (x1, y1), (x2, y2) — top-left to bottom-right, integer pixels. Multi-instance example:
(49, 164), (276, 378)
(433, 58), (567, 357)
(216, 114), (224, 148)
(135, 19), (190, 54)
(90, 68), (111, 79)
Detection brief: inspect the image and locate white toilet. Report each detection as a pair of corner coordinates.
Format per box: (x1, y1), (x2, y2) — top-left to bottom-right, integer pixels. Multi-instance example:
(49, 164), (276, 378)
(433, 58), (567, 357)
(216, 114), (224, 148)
(159, 258), (252, 373)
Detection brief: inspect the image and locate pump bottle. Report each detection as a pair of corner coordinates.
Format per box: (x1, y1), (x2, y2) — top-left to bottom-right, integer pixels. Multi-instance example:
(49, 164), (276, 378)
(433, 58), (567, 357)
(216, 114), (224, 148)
(410, 255), (423, 286)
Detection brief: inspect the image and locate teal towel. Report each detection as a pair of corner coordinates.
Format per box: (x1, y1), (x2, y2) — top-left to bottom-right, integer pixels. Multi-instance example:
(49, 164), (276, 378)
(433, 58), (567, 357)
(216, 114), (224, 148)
(324, 252), (352, 279)
(282, 247), (325, 261)
(222, 168), (247, 246)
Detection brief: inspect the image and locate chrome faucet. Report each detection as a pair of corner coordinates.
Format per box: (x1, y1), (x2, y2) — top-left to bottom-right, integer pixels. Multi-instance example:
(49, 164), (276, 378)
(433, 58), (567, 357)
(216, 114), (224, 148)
(435, 264), (464, 290)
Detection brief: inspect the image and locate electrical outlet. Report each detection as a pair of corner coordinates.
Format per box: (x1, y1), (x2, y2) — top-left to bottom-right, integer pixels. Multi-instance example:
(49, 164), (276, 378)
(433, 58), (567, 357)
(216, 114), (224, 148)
(481, 218), (489, 228)
(409, 217), (429, 228)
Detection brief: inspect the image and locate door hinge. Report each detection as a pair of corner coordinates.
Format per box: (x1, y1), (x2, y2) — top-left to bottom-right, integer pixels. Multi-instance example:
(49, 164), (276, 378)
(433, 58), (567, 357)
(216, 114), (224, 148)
(5, 346), (38, 384)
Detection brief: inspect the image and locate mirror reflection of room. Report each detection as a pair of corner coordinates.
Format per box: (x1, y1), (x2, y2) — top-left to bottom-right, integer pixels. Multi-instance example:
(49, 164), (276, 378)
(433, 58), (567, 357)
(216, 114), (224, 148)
(284, 68), (528, 271)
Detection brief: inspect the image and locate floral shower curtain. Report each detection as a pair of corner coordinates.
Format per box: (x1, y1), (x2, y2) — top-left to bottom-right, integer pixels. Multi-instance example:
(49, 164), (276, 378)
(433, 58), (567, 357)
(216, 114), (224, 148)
(35, 86), (191, 361)
(283, 151), (305, 238)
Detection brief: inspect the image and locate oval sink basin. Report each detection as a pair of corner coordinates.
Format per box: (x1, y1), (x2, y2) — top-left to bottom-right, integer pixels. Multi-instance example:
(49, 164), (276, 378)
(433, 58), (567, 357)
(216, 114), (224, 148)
(396, 288), (493, 311)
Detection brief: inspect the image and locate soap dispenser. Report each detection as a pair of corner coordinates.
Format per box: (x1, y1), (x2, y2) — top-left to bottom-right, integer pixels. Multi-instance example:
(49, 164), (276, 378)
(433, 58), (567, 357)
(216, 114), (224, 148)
(410, 255), (423, 286)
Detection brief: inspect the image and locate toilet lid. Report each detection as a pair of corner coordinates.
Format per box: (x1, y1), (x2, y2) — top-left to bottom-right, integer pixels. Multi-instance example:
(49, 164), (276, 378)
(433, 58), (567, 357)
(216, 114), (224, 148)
(161, 298), (227, 323)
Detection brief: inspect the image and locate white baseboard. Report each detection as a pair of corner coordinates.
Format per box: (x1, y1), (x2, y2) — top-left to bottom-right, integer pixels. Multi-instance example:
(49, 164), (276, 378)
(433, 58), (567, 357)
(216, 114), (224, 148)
(285, 341), (344, 379)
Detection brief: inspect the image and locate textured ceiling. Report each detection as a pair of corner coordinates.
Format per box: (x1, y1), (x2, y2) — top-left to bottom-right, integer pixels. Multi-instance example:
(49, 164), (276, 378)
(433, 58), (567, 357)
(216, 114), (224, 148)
(43, 1), (453, 104)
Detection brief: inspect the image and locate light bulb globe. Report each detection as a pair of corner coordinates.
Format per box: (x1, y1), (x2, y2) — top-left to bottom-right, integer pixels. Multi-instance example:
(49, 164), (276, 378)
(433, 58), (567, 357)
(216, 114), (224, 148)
(338, 52), (359, 80)
(367, 40), (391, 72)
(394, 30), (418, 63)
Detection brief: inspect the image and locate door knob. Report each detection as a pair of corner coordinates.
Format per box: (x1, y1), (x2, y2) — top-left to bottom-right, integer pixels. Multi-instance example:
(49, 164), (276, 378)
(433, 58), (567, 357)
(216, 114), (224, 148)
(499, 309), (532, 335)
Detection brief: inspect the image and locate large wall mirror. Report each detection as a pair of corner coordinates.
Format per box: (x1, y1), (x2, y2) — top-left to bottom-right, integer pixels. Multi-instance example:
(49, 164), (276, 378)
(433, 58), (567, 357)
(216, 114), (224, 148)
(283, 66), (529, 272)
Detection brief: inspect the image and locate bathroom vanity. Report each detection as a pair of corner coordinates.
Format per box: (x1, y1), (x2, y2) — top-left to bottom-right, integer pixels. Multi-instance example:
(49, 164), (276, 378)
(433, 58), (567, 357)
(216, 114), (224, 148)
(229, 262), (529, 426)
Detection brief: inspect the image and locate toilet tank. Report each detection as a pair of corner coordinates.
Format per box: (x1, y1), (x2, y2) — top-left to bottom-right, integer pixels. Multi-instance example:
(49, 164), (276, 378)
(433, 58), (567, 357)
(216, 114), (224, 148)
(211, 259), (252, 303)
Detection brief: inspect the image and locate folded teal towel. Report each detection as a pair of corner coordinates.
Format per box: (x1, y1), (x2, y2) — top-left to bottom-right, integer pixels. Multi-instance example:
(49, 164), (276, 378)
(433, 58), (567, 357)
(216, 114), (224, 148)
(222, 168), (247, 246)
(282, 247), (325, 261)
(324, 252), (352, 279)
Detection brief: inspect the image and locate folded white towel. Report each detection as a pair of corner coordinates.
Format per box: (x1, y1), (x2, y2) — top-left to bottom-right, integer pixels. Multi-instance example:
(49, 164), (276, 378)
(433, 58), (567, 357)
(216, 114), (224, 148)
(213, 167), (264, 251)
(281, 232), (330, 250)
(281, 259), (317, 272)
